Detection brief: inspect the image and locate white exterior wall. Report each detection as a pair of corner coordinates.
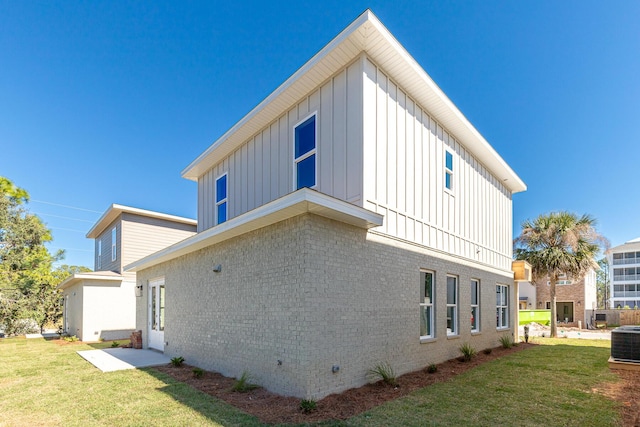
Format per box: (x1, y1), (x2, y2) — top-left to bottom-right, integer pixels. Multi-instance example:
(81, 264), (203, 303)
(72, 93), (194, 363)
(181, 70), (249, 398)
(197, 60), (364, 232)
(609, 240), (640, 309)
(518, 281), (536, 309)
(82, 280), (136, 341)
(62, 283), (84, 339)
(362, 56), (513, 272)
(584, 269), (597, 312)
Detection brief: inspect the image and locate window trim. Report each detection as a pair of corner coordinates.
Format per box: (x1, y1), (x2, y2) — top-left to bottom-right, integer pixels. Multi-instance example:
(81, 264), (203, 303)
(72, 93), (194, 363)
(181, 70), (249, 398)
(111, 227), (117, 262)
(496, 284), (510, 330)
(215, 172), (228, 225)
(471, 279), (480, 333)
(97, 240), (102, 270)
(445, 150), (454, 191)
(419, 270), (435, 340)
(446, 275), (459, 336)
(293, 112), (318, 191)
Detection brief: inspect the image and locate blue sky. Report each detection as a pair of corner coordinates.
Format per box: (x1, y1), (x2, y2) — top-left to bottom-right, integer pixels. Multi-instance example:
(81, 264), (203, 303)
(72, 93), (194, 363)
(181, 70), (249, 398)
(1, 1), (638, 268)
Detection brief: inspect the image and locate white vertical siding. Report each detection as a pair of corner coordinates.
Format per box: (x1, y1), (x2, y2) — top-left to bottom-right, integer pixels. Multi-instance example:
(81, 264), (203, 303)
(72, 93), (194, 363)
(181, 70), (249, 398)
(197, 59), (364, 231)
(362, 57), (513, 271)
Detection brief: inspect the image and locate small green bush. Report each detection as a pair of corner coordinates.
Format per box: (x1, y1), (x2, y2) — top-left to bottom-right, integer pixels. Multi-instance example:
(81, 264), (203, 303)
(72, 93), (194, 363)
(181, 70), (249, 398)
(499, 335), (514, 349)
(459, 342), (477, 362)
(62, 335), (78, 342)
(170, 356), (185, 367)
(111, 341), (119, 348)
(192, 367), (204, 378)
(426, 363), (437, 374)
(232, 371), (258, 392)
(299, 399), (317, 413)
(366, 361), (397, 386)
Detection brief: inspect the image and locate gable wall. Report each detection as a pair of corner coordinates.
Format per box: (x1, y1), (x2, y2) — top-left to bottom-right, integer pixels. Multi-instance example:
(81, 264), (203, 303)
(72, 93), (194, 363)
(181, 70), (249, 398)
(362, 56), (513, 272)
(197, 59), (364, 231)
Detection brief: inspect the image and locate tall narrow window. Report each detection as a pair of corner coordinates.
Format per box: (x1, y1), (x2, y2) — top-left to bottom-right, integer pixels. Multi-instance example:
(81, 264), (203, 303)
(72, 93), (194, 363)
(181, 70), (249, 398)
(97, 240), (102, 270)
(445, 151), (453, 190)
(420, 270), (435, 339)
(447, 275), (458, 336)
(496, 284), (509, 329)
(471, 279), (480, 332)
(215, 173), (228, 225)
(294, 114), (316, 189)
(111, 227), (117, 261)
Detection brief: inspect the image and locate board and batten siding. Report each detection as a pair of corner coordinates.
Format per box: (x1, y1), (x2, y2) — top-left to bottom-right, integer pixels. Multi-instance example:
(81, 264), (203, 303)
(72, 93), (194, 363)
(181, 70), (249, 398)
(197, 59), (364, 232)
(362, 57), (513, 271)
(120, 213), (197, 271)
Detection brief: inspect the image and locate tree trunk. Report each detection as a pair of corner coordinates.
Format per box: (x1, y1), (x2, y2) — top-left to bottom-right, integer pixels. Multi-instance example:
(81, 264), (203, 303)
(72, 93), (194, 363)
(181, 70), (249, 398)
(550, 276), (557, 338)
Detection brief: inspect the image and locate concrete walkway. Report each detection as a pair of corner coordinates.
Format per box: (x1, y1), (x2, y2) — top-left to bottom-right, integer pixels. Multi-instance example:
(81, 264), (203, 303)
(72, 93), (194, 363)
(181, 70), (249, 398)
(77, 348), (170, 372)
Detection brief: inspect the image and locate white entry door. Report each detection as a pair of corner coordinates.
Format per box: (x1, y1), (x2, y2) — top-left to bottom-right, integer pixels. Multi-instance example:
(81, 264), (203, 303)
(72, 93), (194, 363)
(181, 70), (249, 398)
(148, 278), (165, 351)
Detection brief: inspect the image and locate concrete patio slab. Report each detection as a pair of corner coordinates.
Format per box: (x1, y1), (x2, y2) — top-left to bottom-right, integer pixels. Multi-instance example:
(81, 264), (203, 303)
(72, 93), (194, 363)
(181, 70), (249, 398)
(77, 348), (170, 372)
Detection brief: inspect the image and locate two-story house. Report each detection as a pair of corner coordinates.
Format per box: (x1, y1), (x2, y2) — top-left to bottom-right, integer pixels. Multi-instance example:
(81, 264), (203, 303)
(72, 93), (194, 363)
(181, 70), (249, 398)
(59, 204), (196, 341)
(127, 10), (526, 399)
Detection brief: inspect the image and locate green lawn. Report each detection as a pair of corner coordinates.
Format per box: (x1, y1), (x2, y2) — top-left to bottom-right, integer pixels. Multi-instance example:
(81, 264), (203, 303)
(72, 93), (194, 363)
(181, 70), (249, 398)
(0, 337), (623, 426)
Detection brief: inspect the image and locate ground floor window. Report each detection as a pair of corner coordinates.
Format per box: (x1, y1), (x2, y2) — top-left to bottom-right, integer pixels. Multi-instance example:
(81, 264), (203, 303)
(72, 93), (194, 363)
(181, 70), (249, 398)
(420, 270), (435, 338)
(496, 284), (509, 329)
(471, 279), (479, 332)
(447, 275), (458, 336)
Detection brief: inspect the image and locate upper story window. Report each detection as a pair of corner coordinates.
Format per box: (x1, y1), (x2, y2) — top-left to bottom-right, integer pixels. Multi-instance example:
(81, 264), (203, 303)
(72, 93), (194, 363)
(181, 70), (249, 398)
(215, 173), (228, 225)
(97, 240), (102, 270)
(294, 114), (316, 190)
(445, 151), (453, 191)
(111, 227), (117, 261)
(419, 270), (435, 339)
(446, 275), (458, 336)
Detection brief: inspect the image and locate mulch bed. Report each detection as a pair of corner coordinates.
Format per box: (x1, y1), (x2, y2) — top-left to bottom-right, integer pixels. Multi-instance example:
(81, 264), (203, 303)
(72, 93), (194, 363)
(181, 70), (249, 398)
(154, 343), (535, 425)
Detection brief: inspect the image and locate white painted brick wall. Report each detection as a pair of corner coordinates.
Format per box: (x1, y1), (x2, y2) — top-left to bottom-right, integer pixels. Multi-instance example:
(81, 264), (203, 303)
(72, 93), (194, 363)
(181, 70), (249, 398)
(136, 213), (515, 399)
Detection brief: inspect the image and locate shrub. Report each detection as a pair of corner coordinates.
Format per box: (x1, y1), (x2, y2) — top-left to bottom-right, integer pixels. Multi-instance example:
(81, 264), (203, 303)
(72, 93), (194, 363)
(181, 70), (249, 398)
(192, 367), (204, 378)
(170, 356), (185, 367)
(232, 371), (258, 392)
(111, 341), (119, 348)
(483, 348), (493, 355)
(499, 335), (514, 349)
(459, 342), (477, 362)
(426, 363), (437, 374)
(299, 399), (317, 413)
(366, 362), (397, 386)
(62, 335), (78, 342)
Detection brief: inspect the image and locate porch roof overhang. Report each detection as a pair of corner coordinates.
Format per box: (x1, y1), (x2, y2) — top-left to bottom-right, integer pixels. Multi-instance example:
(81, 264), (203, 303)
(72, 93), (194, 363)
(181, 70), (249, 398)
(181, 9), (526, 194)
(57, 271), (124, 290)
(125, 188), (384, 273)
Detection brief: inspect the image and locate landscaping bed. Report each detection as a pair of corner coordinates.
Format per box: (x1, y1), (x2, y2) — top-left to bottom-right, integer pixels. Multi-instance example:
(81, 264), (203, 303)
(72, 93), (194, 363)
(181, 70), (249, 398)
(155, 343), (534, 425)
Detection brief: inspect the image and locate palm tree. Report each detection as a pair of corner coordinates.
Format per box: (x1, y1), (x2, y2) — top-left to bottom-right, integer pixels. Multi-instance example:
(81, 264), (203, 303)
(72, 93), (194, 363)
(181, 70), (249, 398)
(514, 212), (607, 337)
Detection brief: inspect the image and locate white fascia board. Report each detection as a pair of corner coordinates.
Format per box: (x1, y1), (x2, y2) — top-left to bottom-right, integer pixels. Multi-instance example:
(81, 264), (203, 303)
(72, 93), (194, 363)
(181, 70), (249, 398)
(86, 203), (197, 238)
(57, 272), (124, 290)
(125, 188), (383, 272)
(181, 9), (525, 193)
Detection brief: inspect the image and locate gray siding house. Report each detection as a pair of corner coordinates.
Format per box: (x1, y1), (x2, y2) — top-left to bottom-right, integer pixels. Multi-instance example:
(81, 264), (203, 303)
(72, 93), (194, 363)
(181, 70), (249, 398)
(128, 10), (526, 399)
(59, 204), (196, 341)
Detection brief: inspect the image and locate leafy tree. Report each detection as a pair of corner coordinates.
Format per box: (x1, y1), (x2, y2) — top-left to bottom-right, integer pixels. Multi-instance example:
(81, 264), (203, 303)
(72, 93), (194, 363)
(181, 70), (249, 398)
(514, 212), (607, 337)
(0, 176), (75, 334)
(596, 257), (610, 309)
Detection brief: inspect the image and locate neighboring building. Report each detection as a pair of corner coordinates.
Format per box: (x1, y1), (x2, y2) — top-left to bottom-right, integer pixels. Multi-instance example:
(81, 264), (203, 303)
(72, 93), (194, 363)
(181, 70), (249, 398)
(609, 238), (640, 309)
(58, 204), (196, 341)
(127, 10), (526, 399)
(521, 270), (597, 327)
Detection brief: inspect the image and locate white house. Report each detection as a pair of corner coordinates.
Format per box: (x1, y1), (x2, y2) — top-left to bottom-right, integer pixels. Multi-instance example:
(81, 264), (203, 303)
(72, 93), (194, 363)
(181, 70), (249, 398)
(59, 204), (196, 341)
(609, 238), (640, 309)
(127, 10), (526, 399)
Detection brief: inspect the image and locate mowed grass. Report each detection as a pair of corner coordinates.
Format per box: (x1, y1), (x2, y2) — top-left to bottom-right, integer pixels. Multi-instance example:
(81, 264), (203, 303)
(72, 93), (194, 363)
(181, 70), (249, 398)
(0, 337), (624, 426)
(0, 337), (261, 427)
